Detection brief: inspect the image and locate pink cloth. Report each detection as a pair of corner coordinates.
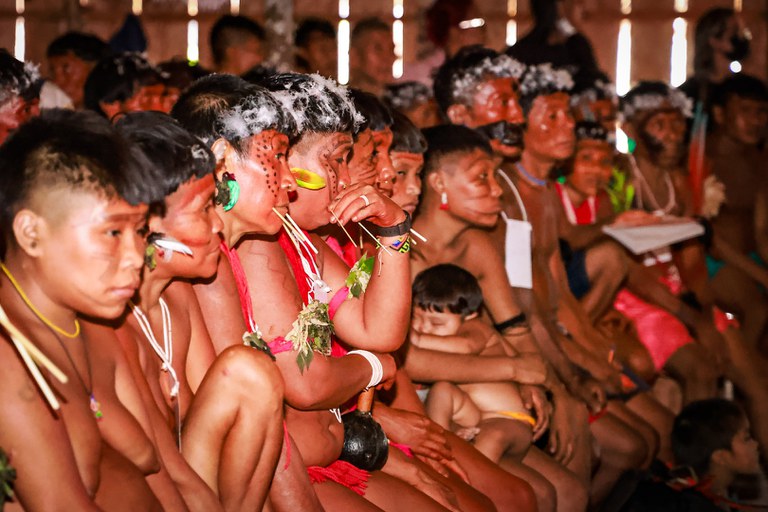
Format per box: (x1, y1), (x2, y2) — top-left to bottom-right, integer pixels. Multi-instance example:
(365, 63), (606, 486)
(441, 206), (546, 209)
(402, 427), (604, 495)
(613, 278), (693, 371)
(555, 185), (693, 371)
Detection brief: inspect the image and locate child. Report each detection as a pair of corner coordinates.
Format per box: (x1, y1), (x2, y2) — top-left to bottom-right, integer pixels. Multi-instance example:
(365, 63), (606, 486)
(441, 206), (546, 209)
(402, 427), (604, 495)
(624, 398), (760, 511)
(411, 263), (538, 464)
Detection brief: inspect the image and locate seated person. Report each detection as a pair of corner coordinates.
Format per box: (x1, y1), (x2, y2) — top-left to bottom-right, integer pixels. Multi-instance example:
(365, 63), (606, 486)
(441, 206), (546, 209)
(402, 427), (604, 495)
(389, 109), (427, 217)
(705, 74), (768, 352)
(84, 52), (165, 119)
(294, 18), (337, 78)
(556, 120), (714, 406)
(349, 18), (394, 98)
(45, 32), (110, 109)
(383, 81), (441, 128)
(410, 123), (590, 512)
(624, 398), (760, 512)
(0, 50), (40, 144)
(104, 111), (287, 512)
(209, 15), (266, 76)
(352, 105), (540, 512)
(0, 109), (161, 510)
(412, 264), (535, 464)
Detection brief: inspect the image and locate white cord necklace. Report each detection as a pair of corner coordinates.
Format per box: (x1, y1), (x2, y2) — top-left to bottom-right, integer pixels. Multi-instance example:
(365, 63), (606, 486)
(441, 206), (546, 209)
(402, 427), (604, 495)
(628, 154), (676, 215)
(130, 298), (180, 399)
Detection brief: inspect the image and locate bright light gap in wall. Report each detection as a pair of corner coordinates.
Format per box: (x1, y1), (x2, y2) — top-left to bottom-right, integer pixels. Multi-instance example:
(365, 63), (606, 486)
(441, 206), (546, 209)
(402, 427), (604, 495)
(393, 19), (403, 78)
(507, 0), (517, 17)
(338, 19), (350, 84)
(14, 16), (25, 61)
(620, 0), (631, 15)
(339, 0), (349, 19)
(187, 19), (199, 64)
(670, 17), (687, 87)
(230, 0), (240, 15)
(132, 0), (143, 15)
(616, 19), (632, 96)
(506, 20), (517, 47)
(188, 0), (198, 17)
(674, 0), (688, 13)
(15, 0), (24, 14)
(734, 0), (743, 12)
(392, 0), (404, 79)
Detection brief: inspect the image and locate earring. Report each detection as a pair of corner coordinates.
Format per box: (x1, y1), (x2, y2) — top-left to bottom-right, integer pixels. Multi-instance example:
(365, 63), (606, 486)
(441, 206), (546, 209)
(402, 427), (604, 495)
(439, 191), (449, 211)
(215, 172), (240, 212)
(144, 244), (158, 271)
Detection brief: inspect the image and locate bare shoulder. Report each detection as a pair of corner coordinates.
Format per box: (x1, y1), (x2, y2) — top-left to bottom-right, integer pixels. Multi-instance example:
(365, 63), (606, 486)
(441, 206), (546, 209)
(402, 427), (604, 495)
(461, 228), (505, 278)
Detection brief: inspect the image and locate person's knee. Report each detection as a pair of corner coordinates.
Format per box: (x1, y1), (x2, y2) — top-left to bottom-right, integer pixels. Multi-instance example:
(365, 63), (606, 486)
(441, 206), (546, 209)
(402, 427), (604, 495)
(481, 419), (532, 454)
(557, 471), (588, 512)
(532, 477), (557, 512)
(590, 241), (629, 280)
(626, 345), (656, 384)
(612, 427), (648, 470)
(218, 345), (285, 407)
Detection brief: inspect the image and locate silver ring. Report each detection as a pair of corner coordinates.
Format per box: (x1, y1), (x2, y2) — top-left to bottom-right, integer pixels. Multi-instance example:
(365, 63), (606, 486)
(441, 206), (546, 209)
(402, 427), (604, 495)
(360, 194), (370, 207)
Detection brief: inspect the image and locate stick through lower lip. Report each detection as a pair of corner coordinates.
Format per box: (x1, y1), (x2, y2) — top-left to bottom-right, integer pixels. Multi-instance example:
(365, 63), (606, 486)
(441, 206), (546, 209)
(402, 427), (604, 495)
(330, 208), (357, 248)
(285, 213), (319, 255)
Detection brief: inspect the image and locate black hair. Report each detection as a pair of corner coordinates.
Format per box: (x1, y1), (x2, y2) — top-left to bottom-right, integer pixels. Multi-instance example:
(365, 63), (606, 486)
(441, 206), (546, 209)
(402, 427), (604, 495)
(295, 18), (336, 48)
(0, 49), (40, 104)
(672, 398), (746, 478)
(83, 52), (163, 116)
(421, 124), (492, 176)
(574, 121), (609, 143)
(0, 109), (156, 252)
(712, 74), (768, 107)
(433, 45), (498, 115)
(262, 73), (358, 136)
(157, 59), (209, 91)
(351, 17), (391, 43)
(391, 110), (427, 154)
(171, 74), (296, 152)
(241, 64), (278, 85)
(412, 263), (483, 317)
(115, 111), (215, 216)
(351, 88), (393, 135)
(46, 32), (111, 62)
(210, 15), (266, 67)
(693, 8), (735, 78)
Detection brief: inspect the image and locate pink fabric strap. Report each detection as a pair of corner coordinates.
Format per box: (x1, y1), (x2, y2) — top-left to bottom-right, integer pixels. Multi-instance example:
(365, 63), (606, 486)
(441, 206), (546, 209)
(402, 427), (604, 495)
(328, 286), (350, 320)
(220, 241), (256, 330)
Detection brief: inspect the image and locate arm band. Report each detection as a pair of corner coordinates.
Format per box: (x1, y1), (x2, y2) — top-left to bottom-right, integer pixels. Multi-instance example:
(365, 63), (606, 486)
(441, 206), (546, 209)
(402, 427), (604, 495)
(347, 350), (383, 390)
(494, 312), (527, 332)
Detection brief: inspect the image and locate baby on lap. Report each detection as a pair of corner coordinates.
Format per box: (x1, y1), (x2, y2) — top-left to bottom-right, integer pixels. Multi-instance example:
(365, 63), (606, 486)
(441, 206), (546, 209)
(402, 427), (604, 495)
(410, 264), (537, 463)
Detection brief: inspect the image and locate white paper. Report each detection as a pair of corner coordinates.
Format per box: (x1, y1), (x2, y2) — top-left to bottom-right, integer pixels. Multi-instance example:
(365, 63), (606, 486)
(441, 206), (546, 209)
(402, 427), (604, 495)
(602, 217), (704, 255)
(504, 218), (534, 289)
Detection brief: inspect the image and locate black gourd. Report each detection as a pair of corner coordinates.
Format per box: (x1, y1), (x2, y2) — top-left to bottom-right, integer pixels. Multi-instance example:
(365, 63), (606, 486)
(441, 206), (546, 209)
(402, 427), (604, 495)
(339, 388), (389, 471)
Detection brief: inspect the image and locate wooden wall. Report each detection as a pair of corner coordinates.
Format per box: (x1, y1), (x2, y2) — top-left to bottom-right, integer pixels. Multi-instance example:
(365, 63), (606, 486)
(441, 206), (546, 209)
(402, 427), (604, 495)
(0, 0), (766, 84)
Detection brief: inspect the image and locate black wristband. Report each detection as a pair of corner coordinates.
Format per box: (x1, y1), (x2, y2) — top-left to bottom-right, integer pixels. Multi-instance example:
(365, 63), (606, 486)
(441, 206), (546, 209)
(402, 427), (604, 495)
(367, 210), (412, 237)
(494, 312), (527, 332)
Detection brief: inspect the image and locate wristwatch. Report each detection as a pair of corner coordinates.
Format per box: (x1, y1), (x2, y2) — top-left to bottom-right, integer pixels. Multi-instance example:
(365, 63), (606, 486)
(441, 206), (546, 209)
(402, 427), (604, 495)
(367, 210), (412, 237)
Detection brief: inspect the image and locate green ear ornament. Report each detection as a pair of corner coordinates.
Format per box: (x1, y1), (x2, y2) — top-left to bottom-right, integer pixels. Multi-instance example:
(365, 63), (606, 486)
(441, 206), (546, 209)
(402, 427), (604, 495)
(215, 172), (240, 212)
